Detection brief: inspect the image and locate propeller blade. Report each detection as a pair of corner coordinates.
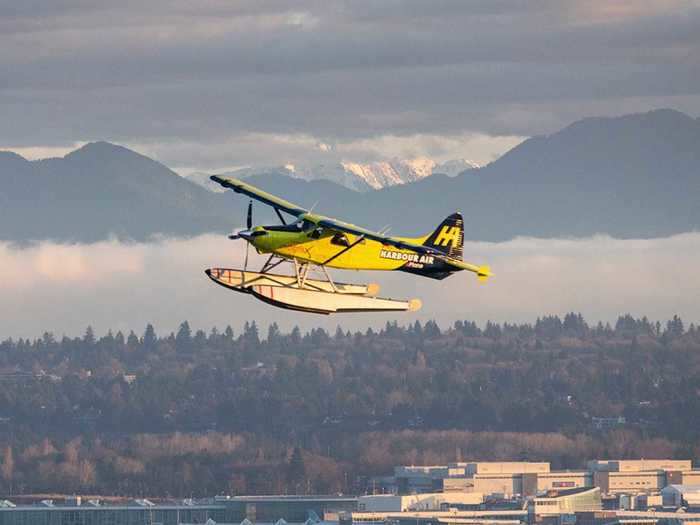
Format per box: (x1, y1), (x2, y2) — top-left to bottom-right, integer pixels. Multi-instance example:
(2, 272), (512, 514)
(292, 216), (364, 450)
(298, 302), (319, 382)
(246, 200), (253, 229)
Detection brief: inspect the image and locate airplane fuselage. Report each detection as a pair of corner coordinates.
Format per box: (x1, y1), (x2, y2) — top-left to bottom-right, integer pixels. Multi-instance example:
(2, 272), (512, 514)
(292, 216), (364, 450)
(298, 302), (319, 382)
(248, 224), (432, 271)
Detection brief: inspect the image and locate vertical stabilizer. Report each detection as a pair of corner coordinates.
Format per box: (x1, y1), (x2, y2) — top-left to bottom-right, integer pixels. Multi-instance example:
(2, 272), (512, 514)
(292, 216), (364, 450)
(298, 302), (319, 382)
(422, 212), (464, 259)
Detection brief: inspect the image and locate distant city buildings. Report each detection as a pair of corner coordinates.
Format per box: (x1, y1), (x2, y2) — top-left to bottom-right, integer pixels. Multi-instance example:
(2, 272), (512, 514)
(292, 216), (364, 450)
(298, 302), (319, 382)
(370, 459), (700, 500)
(0, 459), (698, 525)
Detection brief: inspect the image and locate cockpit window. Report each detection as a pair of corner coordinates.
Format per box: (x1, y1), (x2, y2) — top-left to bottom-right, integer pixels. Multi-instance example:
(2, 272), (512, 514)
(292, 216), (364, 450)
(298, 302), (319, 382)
(264, 223), (303, 232)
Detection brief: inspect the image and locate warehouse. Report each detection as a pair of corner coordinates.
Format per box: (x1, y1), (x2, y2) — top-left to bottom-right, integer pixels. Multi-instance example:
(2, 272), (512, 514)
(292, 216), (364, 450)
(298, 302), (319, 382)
(0, 496), (357, 525)
(357, 492), (483, 512)
(529, 488), (602, 516)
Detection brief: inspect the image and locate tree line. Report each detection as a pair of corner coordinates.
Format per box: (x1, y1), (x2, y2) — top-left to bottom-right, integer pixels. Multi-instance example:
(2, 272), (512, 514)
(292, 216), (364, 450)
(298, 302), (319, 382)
(1, 313), (700, 497)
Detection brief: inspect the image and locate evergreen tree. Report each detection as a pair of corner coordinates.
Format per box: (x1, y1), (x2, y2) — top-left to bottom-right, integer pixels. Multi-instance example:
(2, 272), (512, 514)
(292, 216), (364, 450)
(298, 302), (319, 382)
(424, 320), (441, 338)
(127, 330), (139, 349)
(83, 326), (96, 345)
(175, 321), (192, 353)
(243, 321), (260, 347)
(412, 320), (423, 337)
(143, 324), (157, 350)
(290, 326), (302, 345)
(193, 329), (207, 348)
(267, 323), (281, 344)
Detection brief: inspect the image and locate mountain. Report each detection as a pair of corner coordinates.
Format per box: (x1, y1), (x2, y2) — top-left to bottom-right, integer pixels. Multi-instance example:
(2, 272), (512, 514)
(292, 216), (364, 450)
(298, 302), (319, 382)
(0, 143), (357, 242)
(351, 108), (700, 238)
(186, 157), (480, 192)
(0, 142), (235, 242)
(433, 159), (480, 177)
(1, 109), (699, 243)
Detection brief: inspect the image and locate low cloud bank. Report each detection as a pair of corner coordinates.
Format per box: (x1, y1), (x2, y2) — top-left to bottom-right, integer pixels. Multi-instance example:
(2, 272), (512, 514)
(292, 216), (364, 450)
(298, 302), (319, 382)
(1, 233), (698, 339)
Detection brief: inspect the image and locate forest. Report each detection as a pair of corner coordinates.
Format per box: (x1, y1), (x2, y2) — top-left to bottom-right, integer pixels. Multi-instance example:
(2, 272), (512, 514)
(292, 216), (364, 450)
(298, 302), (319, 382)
(1, 313), (700, 497)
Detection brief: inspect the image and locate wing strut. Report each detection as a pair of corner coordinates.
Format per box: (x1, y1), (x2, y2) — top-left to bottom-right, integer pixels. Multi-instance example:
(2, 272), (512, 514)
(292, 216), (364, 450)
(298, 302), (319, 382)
(321, 235), (366, 266)
(275, 208), (287, 225)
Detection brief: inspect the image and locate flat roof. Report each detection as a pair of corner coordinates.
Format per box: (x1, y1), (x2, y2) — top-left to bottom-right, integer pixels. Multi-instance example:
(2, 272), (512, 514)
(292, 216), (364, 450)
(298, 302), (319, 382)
(0, 495), (357, 511)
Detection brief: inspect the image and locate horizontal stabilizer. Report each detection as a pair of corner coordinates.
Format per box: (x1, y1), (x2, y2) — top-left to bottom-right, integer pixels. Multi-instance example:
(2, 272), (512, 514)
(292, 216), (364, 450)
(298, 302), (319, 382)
(477, 265), (492, 282)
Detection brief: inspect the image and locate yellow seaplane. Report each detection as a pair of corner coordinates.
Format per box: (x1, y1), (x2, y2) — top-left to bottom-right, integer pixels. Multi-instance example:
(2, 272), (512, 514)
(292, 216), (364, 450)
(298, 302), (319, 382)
(205, 175), (492, 314)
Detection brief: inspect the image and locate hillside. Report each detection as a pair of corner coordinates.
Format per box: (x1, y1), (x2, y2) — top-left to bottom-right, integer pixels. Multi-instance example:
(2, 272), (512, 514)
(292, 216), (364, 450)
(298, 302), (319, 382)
(1, 109), (699, 242)
(0, 314), (698, 495)
(0, 142), (233, 242)
(353, 108), (700, 238)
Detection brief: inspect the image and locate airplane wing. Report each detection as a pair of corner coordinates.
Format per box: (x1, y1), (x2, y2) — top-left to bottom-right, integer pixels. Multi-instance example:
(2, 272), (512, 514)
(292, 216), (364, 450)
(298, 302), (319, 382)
(210, 175), (308, 217)
(211, 175), (437, 253)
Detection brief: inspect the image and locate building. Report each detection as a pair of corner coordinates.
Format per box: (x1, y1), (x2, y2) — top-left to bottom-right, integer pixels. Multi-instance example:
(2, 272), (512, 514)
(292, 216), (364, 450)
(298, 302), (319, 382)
(391, 463), (551, 496)
(464, 463), (550, 476)
(394, 466), (450, 494)
(357, 492), (483, 512)
(661, 485), (700, 510)
(680, 471), (700, 485)
(376, 459), (697, 500)
(0, 500), (227, 525)
(537, 472), (592, 492)
(584, 460), (699, 496)
(529, 488), (602, 517)
(593, 471), (666, 495)
(471, 471), (594, 498)
(0, 496), (357, 525)
(587, 460), (692, 473)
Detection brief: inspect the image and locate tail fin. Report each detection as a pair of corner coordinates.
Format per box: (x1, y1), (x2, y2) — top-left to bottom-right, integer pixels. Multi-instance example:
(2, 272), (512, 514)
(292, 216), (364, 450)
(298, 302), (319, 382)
(422, 212), (464, 259)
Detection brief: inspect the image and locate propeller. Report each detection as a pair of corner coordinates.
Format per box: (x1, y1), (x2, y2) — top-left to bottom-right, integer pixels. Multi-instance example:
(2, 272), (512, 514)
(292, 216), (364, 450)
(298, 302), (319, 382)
(228, 200), (255, 240)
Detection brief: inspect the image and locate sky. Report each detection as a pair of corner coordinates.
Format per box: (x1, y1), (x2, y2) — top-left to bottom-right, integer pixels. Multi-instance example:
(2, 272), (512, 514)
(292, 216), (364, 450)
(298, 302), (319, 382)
(2, 2), (700, 339)
(1, 234), (698, 340)
(2, 1), (700, 171)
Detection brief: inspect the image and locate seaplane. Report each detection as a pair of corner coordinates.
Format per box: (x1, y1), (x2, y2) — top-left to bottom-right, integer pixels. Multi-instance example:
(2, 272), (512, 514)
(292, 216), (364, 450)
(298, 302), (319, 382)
(205, 175), (492, 314)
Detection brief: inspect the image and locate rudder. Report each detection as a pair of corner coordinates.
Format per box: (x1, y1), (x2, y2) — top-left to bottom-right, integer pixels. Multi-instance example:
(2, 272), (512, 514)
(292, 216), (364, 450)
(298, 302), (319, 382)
(423, 212), (464, 259)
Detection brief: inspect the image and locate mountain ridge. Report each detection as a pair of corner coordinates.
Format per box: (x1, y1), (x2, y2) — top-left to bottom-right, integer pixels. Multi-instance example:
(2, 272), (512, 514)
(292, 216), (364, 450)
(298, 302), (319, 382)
(186, 157), (480, 193)
(1, 108), (698, 242)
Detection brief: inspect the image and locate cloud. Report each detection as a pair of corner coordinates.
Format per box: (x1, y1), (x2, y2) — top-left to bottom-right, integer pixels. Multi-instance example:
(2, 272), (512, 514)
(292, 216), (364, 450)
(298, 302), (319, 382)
(0, 239), (144, 289)
(0, 142), (86, 161)
(1, 2), (699, 170)
(132, 131), (524, 173)
(0, 233), (698, 340)
(334, 133), (525, 165)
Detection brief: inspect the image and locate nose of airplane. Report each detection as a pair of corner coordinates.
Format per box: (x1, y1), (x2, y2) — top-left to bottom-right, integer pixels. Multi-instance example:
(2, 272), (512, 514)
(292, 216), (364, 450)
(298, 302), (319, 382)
(229, 227), (267, 241)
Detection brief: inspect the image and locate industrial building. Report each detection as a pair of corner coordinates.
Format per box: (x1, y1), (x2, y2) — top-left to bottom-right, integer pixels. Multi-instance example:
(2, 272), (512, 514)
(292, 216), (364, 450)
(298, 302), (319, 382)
(357, 492), (483, 512)
(587, 461), (692, 473)
(393, 466), (451, 494)
(392, 463), (553, 496)
(0, 496), (357, 525)
(377, 459), (700, 499)
(661, 485), (700, 510)
(2, 459), (699, 525)
(529, 487), (602, 516)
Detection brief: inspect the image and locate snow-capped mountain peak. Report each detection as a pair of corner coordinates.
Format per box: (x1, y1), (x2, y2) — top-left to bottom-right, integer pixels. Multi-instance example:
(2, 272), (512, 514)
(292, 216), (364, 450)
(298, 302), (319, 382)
(434, 158), (480, 177)
(186, 157), (479, 192)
